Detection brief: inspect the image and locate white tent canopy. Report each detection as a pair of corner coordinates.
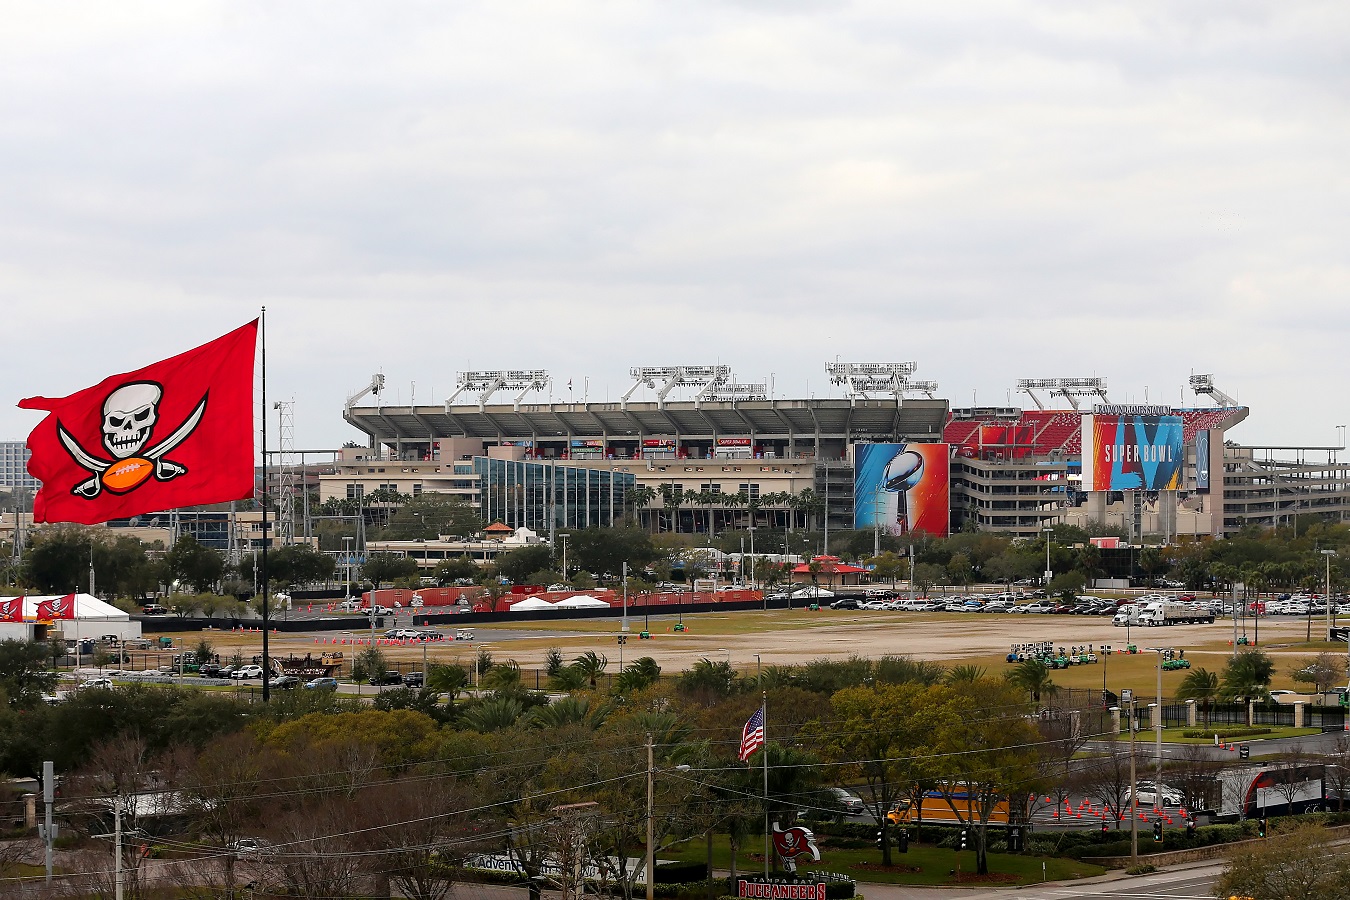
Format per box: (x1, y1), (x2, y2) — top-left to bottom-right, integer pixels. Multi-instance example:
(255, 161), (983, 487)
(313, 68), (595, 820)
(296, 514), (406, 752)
(508, 597), (556, 612)
(554, 595), (611, 609)
(0, 594), (141, 642)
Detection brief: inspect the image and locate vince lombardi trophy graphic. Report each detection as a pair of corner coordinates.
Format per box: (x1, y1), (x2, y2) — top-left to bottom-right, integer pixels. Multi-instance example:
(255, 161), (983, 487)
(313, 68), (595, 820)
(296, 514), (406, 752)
(882, 449), (925, 534)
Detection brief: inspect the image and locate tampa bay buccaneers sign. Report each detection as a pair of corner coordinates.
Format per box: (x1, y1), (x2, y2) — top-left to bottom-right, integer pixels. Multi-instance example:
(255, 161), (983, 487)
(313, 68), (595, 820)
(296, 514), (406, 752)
(19, 321), (257, 525)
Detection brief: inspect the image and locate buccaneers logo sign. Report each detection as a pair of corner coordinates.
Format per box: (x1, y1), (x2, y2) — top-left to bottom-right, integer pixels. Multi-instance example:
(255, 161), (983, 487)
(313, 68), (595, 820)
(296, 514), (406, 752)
(771, 823), (821, 873)
(58, 382), (207, 498)
(19, 321), (258, 526)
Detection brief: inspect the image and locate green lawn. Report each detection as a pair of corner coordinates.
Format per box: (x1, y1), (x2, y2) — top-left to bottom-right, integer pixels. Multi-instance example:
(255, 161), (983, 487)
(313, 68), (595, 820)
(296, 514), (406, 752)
(662, 834), (1102, 886)
(1139, 725), (1321, 744)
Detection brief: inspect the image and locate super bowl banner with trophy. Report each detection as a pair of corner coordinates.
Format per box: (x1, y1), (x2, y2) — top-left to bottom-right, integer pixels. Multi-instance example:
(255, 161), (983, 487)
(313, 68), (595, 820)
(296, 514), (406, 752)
(853, 443), (950, 537)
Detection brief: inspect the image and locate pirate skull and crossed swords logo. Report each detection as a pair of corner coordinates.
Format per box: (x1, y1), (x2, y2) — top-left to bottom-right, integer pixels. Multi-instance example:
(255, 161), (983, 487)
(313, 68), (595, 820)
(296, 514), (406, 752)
(58, 381), (208, 498)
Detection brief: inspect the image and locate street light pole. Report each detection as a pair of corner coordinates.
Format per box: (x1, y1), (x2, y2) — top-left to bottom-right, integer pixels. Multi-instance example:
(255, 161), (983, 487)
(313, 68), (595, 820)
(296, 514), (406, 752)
(1042, 527), (1053, 584)
(1322, 549), (1336, 636)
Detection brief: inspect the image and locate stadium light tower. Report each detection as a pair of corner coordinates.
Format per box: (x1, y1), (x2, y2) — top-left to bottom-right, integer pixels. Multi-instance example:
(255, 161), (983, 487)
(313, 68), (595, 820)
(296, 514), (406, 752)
(621, 365), (733, 408)
(445, 370), (550, 411)
(1016, 377), (1108, 410)
(344, 373), (385, 413)
(825, 362), (935, 405)
(1189, 374), (1238, 408)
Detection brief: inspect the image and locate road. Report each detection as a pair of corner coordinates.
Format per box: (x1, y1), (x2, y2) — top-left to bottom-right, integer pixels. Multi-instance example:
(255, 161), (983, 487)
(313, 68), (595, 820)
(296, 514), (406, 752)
(840, 863), (1221, 900)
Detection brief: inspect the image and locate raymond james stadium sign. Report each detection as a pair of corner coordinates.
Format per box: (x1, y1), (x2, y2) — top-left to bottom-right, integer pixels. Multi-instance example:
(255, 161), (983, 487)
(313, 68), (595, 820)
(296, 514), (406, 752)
(1091, 404), (1171, 417)
(736, 878), (829, 900)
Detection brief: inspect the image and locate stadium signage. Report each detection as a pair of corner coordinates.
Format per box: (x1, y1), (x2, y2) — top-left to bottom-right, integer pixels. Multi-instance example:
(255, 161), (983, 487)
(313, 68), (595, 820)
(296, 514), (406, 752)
(716, 437), (753, 447)
(1092, 404), (1170, 417)
(737, 879), (829, 900)
(1101, 442), (1176, 464)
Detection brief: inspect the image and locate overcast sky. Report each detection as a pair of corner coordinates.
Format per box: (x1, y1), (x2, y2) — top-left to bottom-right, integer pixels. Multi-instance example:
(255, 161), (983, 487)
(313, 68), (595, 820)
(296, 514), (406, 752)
(3, 1), (1347, 452)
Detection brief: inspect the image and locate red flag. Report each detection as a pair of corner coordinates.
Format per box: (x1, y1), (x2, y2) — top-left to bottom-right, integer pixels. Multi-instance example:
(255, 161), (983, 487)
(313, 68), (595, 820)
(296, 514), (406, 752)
(35, 594), (76, 622)
(19, 321), (257, 525)
(0, 597), (22, 623)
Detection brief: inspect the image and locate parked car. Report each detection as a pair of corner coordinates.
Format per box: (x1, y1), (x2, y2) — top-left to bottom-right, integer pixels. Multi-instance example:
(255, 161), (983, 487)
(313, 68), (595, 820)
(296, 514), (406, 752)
(403, 671), (425, 687)
(455, 629), (475, 641)
(197, 663), (223, 677)
(1128, 781), (1183, 808)
(271, 675), (300, 690)
(370, 670), (404, 686)
(79, 678), (113, 690)
(231, 665), (264, 680)
(828, 598), (859, 610)
(305, 677), (339, 690)
(230, 837), (271, 855)
(826, 787), (867, 815)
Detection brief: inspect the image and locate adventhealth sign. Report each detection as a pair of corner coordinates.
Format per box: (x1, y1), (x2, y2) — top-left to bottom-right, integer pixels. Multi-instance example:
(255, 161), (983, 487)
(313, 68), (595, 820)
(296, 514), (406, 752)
(736, 879), (829, 900)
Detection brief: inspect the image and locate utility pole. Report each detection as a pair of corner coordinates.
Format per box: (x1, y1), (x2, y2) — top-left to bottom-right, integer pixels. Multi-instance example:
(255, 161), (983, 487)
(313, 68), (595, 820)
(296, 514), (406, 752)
(646, 733), (654, 900)
(1127, 691), (1138, 862)
(114, 792), (124, 900)
(43, 760), (54, 884)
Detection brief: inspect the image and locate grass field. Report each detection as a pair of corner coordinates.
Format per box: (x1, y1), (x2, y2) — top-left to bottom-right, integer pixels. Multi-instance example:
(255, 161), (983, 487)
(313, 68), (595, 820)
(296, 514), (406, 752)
(143, 605), (1338, 699)
(662, 834), (1103, 886)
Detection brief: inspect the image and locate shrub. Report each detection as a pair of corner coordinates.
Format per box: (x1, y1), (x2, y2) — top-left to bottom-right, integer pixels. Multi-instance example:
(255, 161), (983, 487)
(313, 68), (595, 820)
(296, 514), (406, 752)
(1180, 726), (1271, 739)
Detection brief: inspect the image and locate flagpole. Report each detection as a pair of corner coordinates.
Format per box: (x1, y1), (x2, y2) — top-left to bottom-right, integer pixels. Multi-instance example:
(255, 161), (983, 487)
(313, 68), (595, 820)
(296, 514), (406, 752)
(763, 689), (769, 878)
(260, 308), (270, 703)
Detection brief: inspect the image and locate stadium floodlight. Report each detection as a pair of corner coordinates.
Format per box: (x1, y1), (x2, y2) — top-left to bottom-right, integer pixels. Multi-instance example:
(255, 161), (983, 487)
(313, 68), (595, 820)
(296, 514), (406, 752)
(1016, 377), (1108, 410)
(1189, 374), (1238, 408)
(622, 365), (732, 408)
(445, 369), (550, 411)
(345, 373), (385, 412)
(703, 382), (769, 403)
(826, 362), (926, 403)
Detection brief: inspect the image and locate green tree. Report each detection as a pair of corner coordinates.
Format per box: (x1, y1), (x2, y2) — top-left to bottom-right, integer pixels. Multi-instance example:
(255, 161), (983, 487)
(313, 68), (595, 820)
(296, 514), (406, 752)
(22, 526), (94, 593)
(1291, 653), (1344, 694)
(931, 679), (1042, 875)
(0, 639), (57, 708)
(433, 557), (478, 585)
(571, 651), (608, 690)
(164, 534), (225, 593)
(1175, 668), (1220, 729)
(495, 545), (555, 585)
(361, 553), (419, 587)
(266, 544), (335, 589)
(1215, 821), (1350, 899)
(1221, 649), (1276, 701)
(1006, 658), (1057, 704)
(378, 493), (482, 540)
(563, 527), (660, 577)
(815, 682), (941, 866)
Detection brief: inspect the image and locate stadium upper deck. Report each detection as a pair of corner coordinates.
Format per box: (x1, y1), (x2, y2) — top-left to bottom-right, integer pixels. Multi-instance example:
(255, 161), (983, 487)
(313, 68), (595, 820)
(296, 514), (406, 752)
(942, 407), (1248, 459)
(344, 397), (949, 457)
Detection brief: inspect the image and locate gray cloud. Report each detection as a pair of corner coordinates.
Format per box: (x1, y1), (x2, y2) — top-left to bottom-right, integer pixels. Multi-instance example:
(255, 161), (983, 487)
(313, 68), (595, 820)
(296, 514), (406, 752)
(1, 1), (1347, 449)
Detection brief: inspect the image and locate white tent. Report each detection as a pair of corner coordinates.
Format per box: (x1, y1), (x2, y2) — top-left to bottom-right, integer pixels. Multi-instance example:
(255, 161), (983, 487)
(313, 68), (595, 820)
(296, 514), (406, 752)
(554, 595), (612, 609)
(508, 597), (557, 612)
(0, 594), (141, 642)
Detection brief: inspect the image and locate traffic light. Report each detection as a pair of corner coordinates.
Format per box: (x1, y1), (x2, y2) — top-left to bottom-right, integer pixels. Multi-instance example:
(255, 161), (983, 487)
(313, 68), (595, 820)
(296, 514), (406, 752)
(897, 829), (909, 853)
(1153, 820), (1163, 842)
(1100, 821), (1109, 834)
(1258, 818), (1267, 838)
(616, 634), (627, 645)
(1186, 819), (1196, 837)
(959, 829), (968, 850)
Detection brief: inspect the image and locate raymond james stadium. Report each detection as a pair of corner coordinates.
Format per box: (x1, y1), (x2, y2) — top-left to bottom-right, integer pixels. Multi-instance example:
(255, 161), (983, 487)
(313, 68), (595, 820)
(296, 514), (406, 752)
(332, 365), (1348, 548)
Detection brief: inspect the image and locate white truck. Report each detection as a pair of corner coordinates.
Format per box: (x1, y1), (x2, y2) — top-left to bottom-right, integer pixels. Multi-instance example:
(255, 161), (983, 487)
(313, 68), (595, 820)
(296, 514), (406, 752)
(1137, 600), (1214, 626)
(1113, 604), (1142, 626)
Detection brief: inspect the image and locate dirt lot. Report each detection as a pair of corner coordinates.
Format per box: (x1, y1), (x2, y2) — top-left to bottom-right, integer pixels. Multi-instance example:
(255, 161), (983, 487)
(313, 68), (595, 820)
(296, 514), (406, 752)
(162, 608), (1335, 696)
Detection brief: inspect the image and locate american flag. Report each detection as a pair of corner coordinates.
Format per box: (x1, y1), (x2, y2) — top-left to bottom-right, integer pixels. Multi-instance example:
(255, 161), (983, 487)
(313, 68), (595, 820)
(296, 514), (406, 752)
(738, 706), (765, 762)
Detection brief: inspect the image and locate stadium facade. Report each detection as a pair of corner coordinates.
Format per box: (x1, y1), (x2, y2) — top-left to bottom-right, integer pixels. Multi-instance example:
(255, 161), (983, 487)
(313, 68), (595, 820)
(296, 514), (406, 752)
(332, 365), (1350, 541)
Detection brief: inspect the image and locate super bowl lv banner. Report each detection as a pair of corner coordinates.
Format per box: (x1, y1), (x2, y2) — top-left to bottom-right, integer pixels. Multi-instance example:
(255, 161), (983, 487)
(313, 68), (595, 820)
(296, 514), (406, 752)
(1081, 414), (1184, 491)
(853, 443), (950, 537)
(20, 320), (258, 525)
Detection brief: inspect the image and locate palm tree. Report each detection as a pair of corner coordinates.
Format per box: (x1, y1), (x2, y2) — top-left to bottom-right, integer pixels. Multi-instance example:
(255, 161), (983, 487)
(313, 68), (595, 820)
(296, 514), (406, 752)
(625, 485), (657, 532)
(660, 485), (686, 533)
(548, 665), (589, 692)
(526, 694), (612, 729)
(613, 656), (661, 694)
(1220, 649), (1276, 702)
(571, 651), (609, 689)
(462, 696), (525, 732)
(1006, 659), (1058, 704)
(945, 664), (987, 685)
(427, 663), (468, 699)
(1175, 668), (1220, 729)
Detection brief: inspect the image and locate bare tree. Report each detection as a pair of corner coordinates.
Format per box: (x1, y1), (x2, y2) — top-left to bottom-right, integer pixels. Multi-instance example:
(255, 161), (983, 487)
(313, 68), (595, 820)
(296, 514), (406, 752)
(1322, 733), (1350, 812)
(360, 776), (492, 900)
(1164, 744), (1224, 814)
(1078, 742), (1133, 829)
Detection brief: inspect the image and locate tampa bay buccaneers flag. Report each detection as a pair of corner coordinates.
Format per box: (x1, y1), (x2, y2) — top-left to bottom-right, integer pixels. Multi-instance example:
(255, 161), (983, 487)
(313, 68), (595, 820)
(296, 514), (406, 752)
(35, 595), (76, 622)
(0, 597), (22, 623)
(19, 320), (257, 525)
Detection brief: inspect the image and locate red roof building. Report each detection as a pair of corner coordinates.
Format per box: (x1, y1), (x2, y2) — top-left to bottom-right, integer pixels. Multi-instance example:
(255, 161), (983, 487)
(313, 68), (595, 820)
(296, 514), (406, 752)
(790, 555), (868, 588)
